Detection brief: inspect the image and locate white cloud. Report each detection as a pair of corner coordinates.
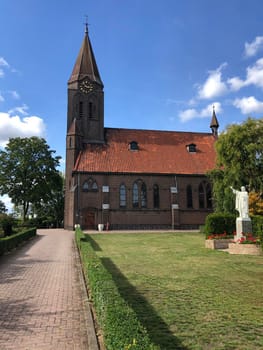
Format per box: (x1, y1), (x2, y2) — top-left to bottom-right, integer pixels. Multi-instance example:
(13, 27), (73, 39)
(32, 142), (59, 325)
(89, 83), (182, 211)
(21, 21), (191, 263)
(245, 58), (263, 88)
(0, 112), (46, 147)
(227, 76), (245, 91)
(0, 93), (4, 102)
(0, 57), (9, 67)
(8, 90), (20, 100)
(197, 63), (228, 99)
(179, 108), (198, 122)
(0, 57), (10, 78)
(8, 104), (29, 116)
(228, 58), (263, 91)
(233, 96), (263, 114)
(179, 102), (222, 122)
(244, 36), (263, 57)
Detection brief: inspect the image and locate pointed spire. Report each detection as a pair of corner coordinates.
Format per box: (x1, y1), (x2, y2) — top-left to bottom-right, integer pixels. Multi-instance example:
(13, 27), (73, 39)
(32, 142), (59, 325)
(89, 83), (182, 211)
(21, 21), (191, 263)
(210, 105), (219, 136)
(68, 24), (103, 86)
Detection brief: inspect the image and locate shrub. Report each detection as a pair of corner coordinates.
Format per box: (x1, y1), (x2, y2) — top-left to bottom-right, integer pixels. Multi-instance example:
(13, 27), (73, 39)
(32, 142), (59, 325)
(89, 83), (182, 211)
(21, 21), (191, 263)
(0, 228), (36, 255)
(204, 213), (236, 238)
(251, 215), (263, 248)
(0, 213), (14, 236)
(75, 228), (159, 350)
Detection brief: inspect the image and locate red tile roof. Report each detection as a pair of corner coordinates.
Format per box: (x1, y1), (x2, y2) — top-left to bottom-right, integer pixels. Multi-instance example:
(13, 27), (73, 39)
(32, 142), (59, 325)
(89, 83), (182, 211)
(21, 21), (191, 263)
(74, 128), (217, 175)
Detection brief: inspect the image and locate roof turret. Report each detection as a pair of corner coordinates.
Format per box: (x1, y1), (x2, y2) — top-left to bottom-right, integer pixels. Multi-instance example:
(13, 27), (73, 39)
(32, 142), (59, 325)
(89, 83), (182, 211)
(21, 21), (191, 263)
(210, 106), (219, 136)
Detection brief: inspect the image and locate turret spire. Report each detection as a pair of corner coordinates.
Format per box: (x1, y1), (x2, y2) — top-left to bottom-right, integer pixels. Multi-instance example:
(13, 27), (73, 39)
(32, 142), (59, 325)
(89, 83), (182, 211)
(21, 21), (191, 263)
(210, 105), (219, 137)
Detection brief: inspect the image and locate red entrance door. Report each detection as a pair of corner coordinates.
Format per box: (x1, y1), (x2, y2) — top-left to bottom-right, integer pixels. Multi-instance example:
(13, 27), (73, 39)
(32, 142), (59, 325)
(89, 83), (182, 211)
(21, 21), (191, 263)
(85, 211), (95, 229)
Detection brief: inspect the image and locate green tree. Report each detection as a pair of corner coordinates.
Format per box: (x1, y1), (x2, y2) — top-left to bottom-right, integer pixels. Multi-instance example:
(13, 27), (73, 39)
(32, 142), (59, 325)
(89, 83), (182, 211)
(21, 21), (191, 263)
(34, 172), (65, 227)
(0, 137), (61, 221)
(209, 117), (263, 213)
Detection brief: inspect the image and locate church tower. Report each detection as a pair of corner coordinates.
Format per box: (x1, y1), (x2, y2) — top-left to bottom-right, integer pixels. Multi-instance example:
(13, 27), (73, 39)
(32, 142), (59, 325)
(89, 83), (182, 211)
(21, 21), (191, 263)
(67, 24), (104, 144)
(64, 24), (104, 229)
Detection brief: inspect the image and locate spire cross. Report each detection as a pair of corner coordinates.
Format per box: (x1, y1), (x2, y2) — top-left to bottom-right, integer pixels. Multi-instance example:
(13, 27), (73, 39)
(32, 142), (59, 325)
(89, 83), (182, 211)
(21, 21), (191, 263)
(84, 15), (89, 34)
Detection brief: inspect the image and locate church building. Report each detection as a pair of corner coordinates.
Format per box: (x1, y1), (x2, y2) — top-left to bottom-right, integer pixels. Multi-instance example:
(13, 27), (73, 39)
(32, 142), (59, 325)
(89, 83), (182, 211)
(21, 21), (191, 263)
(64, 26), (219, 230)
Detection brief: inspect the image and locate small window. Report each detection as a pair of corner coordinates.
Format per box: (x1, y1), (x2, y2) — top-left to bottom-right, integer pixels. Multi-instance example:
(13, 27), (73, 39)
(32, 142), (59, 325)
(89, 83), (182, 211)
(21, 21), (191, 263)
(129, 141), (139, 151)
(187, 143), (196, 153)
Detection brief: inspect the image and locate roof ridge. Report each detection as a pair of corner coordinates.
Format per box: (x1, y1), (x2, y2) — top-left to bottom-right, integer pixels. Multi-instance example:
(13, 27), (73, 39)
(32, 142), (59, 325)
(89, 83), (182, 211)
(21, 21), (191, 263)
(104, 126), (212, 135)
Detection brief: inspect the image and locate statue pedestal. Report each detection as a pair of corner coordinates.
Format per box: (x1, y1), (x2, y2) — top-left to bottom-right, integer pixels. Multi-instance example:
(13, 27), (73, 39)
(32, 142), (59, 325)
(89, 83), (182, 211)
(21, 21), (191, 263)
(235, 217), (252, 242)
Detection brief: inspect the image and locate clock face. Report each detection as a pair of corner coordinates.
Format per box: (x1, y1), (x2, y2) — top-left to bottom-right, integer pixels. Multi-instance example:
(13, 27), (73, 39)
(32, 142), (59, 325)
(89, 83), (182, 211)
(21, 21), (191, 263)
(80, 80), (94, 94)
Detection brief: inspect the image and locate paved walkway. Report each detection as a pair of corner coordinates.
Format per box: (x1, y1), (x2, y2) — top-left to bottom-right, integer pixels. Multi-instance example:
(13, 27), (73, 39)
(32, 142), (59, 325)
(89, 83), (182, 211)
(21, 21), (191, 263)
(0, 229), (99, 350)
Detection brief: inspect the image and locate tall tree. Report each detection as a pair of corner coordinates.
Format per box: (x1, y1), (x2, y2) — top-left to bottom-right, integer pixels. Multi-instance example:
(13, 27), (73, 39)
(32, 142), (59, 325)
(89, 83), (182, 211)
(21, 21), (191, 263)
(0, 137), (61, 221)
(209, 118), (263, 213)
(34, 172), (65, 227)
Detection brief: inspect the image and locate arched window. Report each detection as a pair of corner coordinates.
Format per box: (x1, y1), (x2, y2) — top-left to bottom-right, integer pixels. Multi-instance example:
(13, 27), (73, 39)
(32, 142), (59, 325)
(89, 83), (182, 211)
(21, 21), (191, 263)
(153, 184), (159, 208)
(120, 184), (126, 208)
(198, 181), (212, 209)
(92, 181), (98, 191)
(133, 181), (147, 208)
(141, 183), (147, 208)
(186, 185), (193, 208)
(83, 181), (89, 191)
(133, 182), (139, 207)
(82, 178), (98, 192)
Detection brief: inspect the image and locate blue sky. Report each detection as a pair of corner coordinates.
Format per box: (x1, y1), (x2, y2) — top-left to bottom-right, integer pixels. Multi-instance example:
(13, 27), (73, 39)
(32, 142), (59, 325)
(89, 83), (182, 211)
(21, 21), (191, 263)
(1, 0), (263, 171)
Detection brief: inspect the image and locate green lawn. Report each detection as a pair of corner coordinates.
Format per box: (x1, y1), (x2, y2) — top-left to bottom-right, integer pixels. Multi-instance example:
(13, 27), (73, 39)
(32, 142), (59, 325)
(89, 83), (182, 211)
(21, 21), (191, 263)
(87, 232), (263, 350)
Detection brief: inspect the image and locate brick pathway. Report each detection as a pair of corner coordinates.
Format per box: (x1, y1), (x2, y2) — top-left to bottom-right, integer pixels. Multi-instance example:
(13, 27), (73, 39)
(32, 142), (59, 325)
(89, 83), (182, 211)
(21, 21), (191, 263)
(0, 229), (99, 350)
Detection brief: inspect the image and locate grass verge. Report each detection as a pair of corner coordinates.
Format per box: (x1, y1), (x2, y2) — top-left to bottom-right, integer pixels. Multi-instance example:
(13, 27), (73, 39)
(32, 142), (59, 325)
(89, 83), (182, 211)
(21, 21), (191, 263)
(83, 231), (263, 350)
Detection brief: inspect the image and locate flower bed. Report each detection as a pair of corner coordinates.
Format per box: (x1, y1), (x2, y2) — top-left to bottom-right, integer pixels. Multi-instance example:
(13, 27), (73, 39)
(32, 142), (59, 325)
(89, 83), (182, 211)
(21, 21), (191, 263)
(228, 243), (262, 255)
(205, 232), (233, 250)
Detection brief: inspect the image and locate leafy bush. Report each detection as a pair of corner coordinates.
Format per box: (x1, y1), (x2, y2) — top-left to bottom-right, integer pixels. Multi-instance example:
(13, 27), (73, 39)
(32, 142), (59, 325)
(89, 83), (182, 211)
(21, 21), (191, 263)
(204, 213), (236, 238)
(75, 228), (159, 350)
(0, 228), (36, 255)
(0, 213), (14, 236)
(251, 215), (263, 248)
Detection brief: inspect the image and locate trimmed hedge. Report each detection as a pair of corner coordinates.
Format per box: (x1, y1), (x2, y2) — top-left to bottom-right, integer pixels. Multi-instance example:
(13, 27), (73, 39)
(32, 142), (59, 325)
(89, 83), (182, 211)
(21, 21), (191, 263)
(0, 228), (36, 256)
(204, 213), (236, 238)
(75, 228), (159, 350)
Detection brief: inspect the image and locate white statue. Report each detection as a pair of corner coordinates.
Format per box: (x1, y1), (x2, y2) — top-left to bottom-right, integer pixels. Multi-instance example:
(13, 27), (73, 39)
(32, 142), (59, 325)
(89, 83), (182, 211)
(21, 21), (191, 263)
(230, 186), (249, 219)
